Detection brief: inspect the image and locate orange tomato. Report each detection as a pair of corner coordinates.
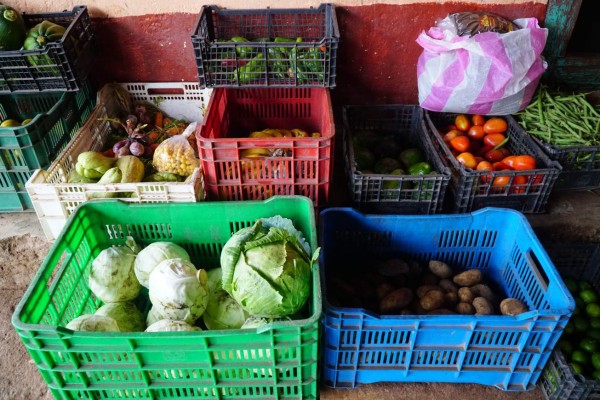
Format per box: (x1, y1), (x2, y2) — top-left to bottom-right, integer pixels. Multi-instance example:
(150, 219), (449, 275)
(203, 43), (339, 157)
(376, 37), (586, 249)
(443, 130), (461, 144)
(476, 160), (493, 171)
(450, 136), (470, 153)
(492, 175), (510, 187)
(483, 117), (508, 134)
(467, 125), (486, 141)
(472, 114), (486, 126)
(511, 155), (536, 170)
(492, 161), (513, 171)
(509, 175), (529, 194)
(483, 133), (507, 147)
(456, 152), (477, 169)
(502, 156), (517, 168)
(455, 114), (471, 132)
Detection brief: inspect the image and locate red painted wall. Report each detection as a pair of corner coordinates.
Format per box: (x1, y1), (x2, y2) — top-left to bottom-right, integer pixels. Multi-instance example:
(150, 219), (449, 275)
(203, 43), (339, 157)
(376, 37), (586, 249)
(90, 3), (546, 108)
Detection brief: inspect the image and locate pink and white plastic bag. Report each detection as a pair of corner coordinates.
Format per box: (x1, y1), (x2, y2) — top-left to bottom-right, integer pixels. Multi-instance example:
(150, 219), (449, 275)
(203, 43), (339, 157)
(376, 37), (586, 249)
(416, 17), (548, 115)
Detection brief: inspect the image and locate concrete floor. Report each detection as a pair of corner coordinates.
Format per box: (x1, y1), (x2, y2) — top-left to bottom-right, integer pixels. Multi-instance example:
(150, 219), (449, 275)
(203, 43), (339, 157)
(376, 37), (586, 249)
(2, 189), (599, 400)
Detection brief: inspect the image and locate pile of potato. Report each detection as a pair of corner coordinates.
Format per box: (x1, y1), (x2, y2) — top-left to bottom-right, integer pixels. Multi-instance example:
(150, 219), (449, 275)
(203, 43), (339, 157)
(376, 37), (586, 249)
(328, 258), (528, 316)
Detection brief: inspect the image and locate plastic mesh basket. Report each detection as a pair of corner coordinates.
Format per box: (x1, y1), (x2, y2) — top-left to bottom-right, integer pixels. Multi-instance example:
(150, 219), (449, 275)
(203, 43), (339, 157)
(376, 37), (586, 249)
(12, 197), (320, 400)
(0, 6), (95, 93)
(342, 105), (451, 214)
(425, 111), (561, 213)
(319, 207), (574, 390)
(191, 4), (339, 88)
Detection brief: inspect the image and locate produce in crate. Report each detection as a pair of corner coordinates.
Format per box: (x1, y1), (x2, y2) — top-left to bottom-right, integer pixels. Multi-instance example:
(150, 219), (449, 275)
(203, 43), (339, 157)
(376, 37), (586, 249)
(558, 278), (600, 379)
(203, 268), (250, 330)
(328, 257), (528, 316)
(153, 122), (199, 176)
(145, 319), (201, 332)
(134, 241), (191, 288)
(65, 314), (120, 332)
(94, 302), (145, 332)
(0, 4), (26, 51)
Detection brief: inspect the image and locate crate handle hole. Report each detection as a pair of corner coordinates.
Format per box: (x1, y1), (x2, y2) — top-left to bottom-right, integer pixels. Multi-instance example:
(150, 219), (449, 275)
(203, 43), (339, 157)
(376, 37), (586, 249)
(147, 88), (185, 96)
(527, 250), (550, 292)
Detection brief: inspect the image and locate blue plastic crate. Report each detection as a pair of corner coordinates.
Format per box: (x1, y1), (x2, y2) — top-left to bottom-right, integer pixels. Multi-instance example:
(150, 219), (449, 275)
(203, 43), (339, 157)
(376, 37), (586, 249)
(319, 208), (575, 391)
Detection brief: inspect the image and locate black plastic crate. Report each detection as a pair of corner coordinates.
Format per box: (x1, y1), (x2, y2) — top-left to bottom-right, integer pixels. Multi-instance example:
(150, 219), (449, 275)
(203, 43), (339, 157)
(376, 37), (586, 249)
(540, 242), (600, 400)
(0, 6), (95, 94)
(191, 4), (339, 88)
(531, 139), (600, 191)
(343, 105), (451, 214)
(425, 111), (561, 214)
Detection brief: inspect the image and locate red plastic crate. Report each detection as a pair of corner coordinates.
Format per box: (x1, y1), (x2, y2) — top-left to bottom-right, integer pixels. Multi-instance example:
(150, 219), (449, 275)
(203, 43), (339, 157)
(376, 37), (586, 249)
(197, 88), (334, 207)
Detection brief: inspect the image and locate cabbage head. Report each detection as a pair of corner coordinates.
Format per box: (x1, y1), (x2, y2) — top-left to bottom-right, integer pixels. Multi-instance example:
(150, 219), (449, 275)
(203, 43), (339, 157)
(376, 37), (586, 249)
(146, 305), (161, 327)
(241, 315), (290, 329)
(95, 302), (145, 332)
(148, 258), (209, 324)
(220, 217), (316, 318)
(89, 237), (141, 303)
(134, 242), (190, 288)
(203, 268), (249, 330)
(65, 314), (120, 332)
(145, 319), (202, 332)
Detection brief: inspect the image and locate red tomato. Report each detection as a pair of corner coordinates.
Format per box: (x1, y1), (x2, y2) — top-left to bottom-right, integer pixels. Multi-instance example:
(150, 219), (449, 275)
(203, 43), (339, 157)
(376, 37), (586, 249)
(455, 114), (471, 132)
(470, 140), (482, 153)
(472, 114), (486, 126)
(492, 162), (513, 171)
(456, 152), (477, 169)
(467, 125), (486, 141)
(498, 147), (511, 158)
(445, 124), (458, 132)
(483, 133), (507, 147)
(509, 175), (529, 194)
(474, 156), (484, 164)
(532, 174), (544, 185)
(484, 149), (505, 163)
(483, 117), (508, 134)
(450, 136), (470, 153)
(511, 155), (536, 170)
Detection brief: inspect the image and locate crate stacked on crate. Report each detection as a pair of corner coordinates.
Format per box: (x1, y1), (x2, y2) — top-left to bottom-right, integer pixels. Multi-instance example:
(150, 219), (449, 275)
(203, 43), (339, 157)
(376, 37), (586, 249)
(342, 105), (451, 214)
(319, 207), (574, 390)
(12, 197), (321, 400)
(424, 111), (561, 213)
(540, 242), (600, 400)
(0, 5), (97, 212)
(191, 4), (339, 209)
(26, 82), (211, 241)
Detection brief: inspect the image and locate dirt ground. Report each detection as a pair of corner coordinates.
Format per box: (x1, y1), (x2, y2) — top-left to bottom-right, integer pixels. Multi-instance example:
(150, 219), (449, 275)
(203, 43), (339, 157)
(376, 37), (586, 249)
(1, 189), (599, 400)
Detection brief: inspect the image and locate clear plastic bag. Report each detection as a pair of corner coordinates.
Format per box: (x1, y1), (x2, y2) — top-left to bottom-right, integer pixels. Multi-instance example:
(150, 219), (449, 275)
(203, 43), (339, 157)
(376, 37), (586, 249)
(152, 122), (199, 176)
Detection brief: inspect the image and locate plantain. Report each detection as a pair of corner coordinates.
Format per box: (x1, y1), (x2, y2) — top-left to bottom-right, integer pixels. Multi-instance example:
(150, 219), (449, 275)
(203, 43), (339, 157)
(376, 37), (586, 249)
(291, 128), (308, 138)
(240, 148), (272, 158)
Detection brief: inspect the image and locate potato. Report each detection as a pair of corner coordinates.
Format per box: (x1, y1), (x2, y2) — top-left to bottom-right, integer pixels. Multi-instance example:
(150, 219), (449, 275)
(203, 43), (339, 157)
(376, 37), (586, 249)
(420, 273), (439, 286)
(376, 283), (395, 301)
(457, 287), (475, 303)
(377, 258), (409, 277)
(417, 285), (441, 298)
(500, 298), (528, 316)
(429, 260), (453, 279)
(379, 287), (413, 314)
(455, 302), (475, 315)
(411, 298), (428, 315)
(444, 291), (458, 307)
(453, 269), (482, 287)
(438, 279), (458, 293)
(427, 308), (457, 315)
(473, 297), (494, 315)
(420, 289), (446, 311)
(408, 260), (423, 277)
(471, 284), (496, 303)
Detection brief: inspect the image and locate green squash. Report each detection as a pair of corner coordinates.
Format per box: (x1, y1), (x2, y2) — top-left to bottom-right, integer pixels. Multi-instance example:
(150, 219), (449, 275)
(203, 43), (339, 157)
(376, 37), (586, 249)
(0, 5), (26, 51)
(23, 21), (66, 73)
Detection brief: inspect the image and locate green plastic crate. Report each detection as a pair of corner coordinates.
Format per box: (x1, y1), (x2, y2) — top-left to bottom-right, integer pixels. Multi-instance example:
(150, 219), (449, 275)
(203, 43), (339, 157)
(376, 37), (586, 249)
(0, 82), (95, 171)
(0, 169), (34, 211)
(12, 196), (320, 400)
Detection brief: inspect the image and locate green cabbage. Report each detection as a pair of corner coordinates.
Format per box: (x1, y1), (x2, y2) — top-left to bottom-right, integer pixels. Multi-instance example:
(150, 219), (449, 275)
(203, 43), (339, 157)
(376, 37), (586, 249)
(148, 258), (209, 324)
(134, 242), (191, 288)
(95, 302), (145, 332)
(220, 217), (316, 318)
(203, 268), (249, 330)
(89, 237), (141, 303)
(65, 314), (120, 332)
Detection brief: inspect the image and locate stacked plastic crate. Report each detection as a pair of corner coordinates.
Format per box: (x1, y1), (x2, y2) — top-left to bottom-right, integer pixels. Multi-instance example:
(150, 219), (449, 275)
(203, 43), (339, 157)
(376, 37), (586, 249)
(0, 6), (96, 211)
(191, 4), (339, 209)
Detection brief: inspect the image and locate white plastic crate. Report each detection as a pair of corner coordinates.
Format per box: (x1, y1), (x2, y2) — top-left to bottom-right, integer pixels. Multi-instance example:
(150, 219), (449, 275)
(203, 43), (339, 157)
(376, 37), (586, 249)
(26, 82), (212, 241)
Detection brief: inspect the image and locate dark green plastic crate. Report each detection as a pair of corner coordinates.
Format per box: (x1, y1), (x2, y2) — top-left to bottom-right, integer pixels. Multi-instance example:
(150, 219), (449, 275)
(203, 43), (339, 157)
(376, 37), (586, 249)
(12, 196), (321, 399)
(0, 82), (95, 171)
(0, 169), (34, 211)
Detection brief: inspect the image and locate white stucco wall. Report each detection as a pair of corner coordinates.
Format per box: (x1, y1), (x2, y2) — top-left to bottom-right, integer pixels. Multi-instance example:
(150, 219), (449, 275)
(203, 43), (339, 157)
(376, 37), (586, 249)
(4, 0), (548, 18)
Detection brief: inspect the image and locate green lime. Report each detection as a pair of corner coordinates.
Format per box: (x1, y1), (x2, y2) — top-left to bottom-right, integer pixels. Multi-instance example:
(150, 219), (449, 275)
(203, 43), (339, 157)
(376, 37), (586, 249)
(572, 350), (589, 365)
(588, 304), (600, 318)
(564, 278), (579, 294)
(581, 338), (600, 353)
(382, 169), (405, 190)
(574, 316), (591, 332)
(588, 330), (600, 341)
(591, 318), (600, 329)
(592, 353), (600, 370)
(580, 281), (594, 292)
(560, 340), (574, 357)
(398, 148), (424, 169)
(581, 290), (599, 304)
(21, 118), (32, 125)
(592, 370), (600, 380)
(570, 362), (584, 375)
